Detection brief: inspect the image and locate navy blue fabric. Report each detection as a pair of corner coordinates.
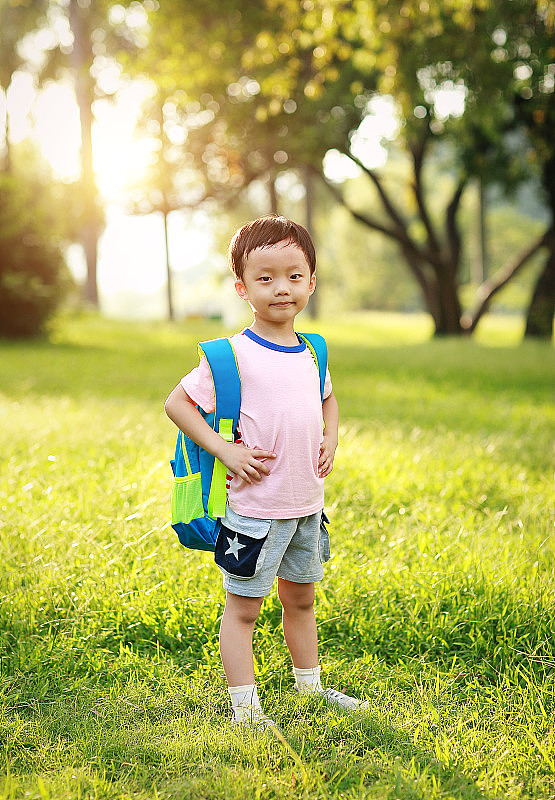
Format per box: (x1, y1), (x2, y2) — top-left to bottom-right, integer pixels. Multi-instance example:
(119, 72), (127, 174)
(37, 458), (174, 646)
(214, 523), (268, 577)
(243, 327), (306, 353)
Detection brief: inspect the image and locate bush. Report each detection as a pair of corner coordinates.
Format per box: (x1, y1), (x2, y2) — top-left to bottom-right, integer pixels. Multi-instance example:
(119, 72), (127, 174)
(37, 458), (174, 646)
(0, 174), (71, 337)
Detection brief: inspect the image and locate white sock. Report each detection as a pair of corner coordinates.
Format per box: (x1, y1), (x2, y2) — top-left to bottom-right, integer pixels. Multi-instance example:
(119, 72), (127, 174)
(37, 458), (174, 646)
(228, 683), (263, 723)
(293, 665), (323, 694)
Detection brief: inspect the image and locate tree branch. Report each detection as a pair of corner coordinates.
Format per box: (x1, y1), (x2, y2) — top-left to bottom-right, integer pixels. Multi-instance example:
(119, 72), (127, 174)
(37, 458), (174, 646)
(410, 132), (442, 258)
(322, 177), (400, 240)
(445, 176), (467, 276)
(340, 149), (409, 235)
(323, 160), (439, 275)
(321, 174), (435, 307)
(462, 227), (553, 332)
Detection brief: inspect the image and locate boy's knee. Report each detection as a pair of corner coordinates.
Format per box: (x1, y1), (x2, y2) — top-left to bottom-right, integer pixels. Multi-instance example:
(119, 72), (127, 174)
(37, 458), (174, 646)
(225, 593), (264, 626)
(278, 580), (315, 612)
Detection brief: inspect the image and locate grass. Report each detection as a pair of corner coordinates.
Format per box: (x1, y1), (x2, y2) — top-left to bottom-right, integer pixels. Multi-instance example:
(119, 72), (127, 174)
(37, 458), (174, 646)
(0, 311), (554, 800)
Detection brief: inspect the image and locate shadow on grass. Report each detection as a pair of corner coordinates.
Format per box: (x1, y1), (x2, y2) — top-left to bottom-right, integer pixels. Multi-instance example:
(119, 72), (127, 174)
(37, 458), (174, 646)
(2, 605), (549, 799)
(2, 687), (498, 800)
(282, 699), (496, 800)
(2, 672), (500, 800)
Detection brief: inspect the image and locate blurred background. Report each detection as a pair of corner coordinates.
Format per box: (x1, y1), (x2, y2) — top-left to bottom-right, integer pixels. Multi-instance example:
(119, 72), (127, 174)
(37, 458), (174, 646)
(0, 0), (553, 339)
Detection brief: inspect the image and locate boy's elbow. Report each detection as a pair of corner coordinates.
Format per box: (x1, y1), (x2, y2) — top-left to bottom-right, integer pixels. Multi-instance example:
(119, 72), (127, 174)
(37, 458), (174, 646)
(165, 385), (194, 423)
(164, 388), (179, 420)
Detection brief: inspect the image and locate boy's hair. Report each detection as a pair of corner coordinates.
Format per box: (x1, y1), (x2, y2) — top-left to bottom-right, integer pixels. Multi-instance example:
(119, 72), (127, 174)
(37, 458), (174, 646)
(228, 215), (316, 280)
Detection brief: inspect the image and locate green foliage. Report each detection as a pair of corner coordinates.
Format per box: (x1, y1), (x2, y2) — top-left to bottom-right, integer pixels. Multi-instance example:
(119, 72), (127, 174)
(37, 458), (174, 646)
(0, 173), (71, 338)
(0, 315), (554, 799)
(132, 0), (553, 336)
(0, 1), (48, 89)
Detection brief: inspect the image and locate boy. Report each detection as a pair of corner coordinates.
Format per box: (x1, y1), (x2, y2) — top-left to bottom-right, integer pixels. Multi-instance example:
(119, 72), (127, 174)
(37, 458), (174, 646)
(165, 215), (367, 728)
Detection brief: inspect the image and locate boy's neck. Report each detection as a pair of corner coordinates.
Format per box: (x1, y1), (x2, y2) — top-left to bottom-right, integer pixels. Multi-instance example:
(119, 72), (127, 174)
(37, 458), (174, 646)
(248, 319), (299, 347)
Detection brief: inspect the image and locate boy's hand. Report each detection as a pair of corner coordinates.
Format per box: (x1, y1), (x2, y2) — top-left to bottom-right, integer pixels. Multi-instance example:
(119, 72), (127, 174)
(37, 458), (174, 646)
(218, 441), (276, 485)
(318, 433), (338, 478)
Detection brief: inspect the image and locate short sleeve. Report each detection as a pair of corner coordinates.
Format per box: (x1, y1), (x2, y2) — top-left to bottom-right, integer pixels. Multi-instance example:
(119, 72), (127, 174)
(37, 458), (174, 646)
(323, 366), (333, 400)
(180, 355), (215, 413)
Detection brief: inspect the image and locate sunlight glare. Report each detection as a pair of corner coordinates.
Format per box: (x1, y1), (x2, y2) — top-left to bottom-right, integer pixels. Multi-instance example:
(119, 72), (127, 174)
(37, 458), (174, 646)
(433, 83), (467, 120)
(5, 72), (36, 142)
(33, 80), (81, 180)
(98, 210), (167, 294)
(92, 81), (154, 201)
(350, 95), (400, 169)
(324, 94), (400, 181)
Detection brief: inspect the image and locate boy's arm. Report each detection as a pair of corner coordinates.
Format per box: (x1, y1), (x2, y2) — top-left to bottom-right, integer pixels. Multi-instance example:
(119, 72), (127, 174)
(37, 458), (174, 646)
(164, 384), (275, 485)
(319, 391), (339, 478)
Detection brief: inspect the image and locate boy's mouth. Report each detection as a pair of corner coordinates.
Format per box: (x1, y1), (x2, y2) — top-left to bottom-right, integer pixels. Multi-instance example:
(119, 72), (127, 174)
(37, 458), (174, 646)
(271, 301), (294, 308)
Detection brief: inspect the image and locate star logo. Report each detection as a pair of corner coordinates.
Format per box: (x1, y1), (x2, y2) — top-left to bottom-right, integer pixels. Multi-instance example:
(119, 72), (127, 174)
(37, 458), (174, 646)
(225, 534), (246, 560)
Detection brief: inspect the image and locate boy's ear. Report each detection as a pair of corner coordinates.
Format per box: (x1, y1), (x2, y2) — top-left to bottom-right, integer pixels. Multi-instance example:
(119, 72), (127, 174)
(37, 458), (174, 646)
(235, 279), (249, 300)
(308, 273), (316, 295)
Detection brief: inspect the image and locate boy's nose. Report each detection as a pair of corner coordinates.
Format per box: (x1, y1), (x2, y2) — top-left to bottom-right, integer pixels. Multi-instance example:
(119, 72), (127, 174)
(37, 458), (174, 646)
(274, 283), (290, 295)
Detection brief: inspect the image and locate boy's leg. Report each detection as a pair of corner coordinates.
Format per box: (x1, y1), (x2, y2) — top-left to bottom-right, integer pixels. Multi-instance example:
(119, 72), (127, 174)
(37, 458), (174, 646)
(277, 576), (369, 711)
(219, 591), (264, 685)
(277, 578), (318, 668)
(220, 591), (276, 728)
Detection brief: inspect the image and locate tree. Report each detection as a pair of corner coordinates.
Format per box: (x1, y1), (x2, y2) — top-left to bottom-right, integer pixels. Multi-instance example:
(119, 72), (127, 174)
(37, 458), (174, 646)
(126, 87), (211, 320)
(131, 0), (363, 316)
(317, 0), (554, 335)
(136, 0), (553, 335)
(134, 1), (362, 203)
(445, 0), (555, 338)
(510, 5), (555, 339)
(35, 0), (144, 306)
(0, 161), (72, 337)
(0, 0), (48, 172)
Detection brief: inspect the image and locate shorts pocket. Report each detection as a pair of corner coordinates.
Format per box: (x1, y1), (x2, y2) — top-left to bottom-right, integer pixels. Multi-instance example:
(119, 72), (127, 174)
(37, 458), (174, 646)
(318, 511), (331, 563)
(171, 473), (204, 524)
(215, 519), (272, 579)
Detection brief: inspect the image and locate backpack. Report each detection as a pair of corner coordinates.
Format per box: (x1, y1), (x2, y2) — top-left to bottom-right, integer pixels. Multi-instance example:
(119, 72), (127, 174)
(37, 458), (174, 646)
(170, 332), (328, 552)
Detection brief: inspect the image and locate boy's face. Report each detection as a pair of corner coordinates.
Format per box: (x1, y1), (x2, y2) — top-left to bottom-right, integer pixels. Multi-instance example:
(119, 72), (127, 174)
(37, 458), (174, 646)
(235, 240), (316, 325)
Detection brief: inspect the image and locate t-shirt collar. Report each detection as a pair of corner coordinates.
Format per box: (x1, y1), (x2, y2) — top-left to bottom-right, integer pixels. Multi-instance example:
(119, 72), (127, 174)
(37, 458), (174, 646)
(243, 327), (306, 353)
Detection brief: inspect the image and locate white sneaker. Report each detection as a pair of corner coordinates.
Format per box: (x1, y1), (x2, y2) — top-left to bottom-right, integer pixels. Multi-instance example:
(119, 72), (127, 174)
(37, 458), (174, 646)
(231, 707), (277, 732)
(321, 687), (370, 711)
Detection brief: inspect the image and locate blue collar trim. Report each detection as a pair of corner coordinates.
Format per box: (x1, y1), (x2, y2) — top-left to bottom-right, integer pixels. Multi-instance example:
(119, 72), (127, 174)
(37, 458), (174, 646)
(243, 328), (306, 353)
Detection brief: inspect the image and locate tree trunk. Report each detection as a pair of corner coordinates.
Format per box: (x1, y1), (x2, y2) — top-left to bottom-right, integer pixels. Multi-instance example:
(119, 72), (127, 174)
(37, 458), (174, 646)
(69, 0), (99, 307)
(524, 240), (555, 340)
(434, 262), (464, 335)
(525, 154), (555, 340)
(268, 175), (278, 215)
(163, 209), (174, 322)
(324, 156), (467, 336)
(2, 87), (11, 173)
(472, 177), (487, 286)
(304, 166), (318, 319)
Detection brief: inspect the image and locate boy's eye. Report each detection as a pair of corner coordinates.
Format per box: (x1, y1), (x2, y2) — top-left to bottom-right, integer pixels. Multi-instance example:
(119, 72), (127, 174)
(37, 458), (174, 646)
(290, 273), (303, 280)
(258, 276), (271, 282)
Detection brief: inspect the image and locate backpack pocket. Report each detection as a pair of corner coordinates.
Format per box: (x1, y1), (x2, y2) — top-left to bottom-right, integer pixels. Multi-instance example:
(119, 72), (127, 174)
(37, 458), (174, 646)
(171, 473), (204, 524)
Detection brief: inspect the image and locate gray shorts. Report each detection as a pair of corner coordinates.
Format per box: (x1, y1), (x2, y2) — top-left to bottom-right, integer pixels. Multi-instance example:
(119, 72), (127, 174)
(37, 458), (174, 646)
(214, 506), (331, 597)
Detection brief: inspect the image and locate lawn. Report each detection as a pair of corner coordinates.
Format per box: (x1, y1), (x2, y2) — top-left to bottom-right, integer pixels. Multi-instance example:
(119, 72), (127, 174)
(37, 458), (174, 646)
(1, 312), (554, 800)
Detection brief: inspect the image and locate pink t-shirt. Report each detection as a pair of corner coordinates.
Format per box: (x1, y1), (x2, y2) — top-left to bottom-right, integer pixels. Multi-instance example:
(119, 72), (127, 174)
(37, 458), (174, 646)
(180, 329), (332, 519)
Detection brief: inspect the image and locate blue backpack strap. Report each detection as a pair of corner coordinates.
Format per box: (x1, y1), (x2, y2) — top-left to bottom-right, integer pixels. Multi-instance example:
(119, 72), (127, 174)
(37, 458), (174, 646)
(198, 337), (241, 430)
(298, 332), (327, 401)
(198, 338), (241, 519)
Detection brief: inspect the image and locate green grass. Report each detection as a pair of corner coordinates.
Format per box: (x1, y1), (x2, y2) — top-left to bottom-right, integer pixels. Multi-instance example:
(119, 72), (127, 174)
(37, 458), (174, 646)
(1, 311), (554, 800)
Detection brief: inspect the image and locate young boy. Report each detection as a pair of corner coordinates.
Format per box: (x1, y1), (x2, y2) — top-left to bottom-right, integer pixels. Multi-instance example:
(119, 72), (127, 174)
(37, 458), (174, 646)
(165, 215), (367, 728)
